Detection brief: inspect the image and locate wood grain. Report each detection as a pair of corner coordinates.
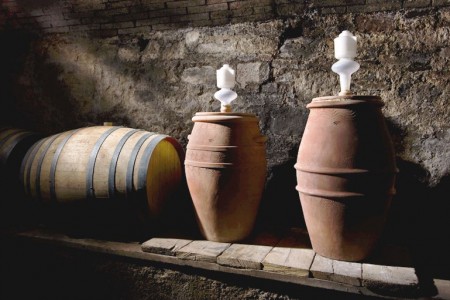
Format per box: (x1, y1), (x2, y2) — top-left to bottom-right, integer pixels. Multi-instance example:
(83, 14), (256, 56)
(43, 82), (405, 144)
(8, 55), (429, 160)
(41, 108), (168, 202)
(176, 240), (231, 263)
(217, 243), (273, 270)
(141, 238), (192, 256)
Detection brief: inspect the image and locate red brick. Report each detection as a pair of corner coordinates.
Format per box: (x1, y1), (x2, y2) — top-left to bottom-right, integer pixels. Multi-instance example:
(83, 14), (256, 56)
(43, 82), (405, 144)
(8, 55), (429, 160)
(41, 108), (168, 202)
(192, 19), (214, 26)
(211, 17), (229, 26)
(232, 7), (254, 17)
(210, 10), (232, 18)
(277, 3), (305, 16)
(118, 26), (151, 34)
(152, 22), (187, 30)
(188, 3), (228, 13)
(114, 12), (148, 21)
(173, 12), (209, 22)
(96, 7), (129, 17)
(403, 0), (431, 7)
(207, 0), (232, 4)
(139, 2), (165, 10)
(69, 24), (101, 31)
(166, 0), (206, 8)
(347, 1), (402, 12)
(101, 21), (134, 29)
(108, 1), (137, 9)
(52, 19), (81, 27)
(230, 0), (272, 10)
(44, 26), (70, 33)
(140, 0), (166, 3)
(89, 29), (118, 38)
(309, 0), (364, 7)
(136, 16), (170, 26)
(149, 7), (186, 18)
(432, 0), (450, 6)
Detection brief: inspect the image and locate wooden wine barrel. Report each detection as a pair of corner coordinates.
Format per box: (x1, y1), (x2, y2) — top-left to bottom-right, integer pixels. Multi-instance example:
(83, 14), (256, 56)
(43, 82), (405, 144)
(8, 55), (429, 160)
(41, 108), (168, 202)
(295, 95), (397, 261)
(20, 126), (184, 218)
(0, 127), (41, 193)
(185, 112), (267, 242)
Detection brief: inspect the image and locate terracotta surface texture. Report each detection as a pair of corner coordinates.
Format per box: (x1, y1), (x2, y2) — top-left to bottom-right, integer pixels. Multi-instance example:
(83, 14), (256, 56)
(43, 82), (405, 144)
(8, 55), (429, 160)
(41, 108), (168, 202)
(295, 95), (397, 261)
(185, 112), (267, 243)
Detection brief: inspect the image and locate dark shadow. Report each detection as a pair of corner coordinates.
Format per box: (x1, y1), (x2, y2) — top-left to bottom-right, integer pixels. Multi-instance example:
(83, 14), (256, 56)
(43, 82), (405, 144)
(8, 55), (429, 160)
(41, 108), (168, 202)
(256, 157), (305, 233)
(362, 118), (450, 298)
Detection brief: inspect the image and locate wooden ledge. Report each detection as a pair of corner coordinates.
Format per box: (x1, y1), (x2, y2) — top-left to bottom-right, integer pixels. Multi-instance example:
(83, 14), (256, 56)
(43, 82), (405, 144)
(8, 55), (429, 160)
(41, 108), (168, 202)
(3, 228), (449, 299)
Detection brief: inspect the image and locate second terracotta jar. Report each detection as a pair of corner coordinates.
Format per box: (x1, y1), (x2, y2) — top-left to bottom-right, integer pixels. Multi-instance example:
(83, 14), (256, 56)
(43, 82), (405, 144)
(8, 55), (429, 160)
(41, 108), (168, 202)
(295, 95), (397, 261)
(185, 112), (267, 242)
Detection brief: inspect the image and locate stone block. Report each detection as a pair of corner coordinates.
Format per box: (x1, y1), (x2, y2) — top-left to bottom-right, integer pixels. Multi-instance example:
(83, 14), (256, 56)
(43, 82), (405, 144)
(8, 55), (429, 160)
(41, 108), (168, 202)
(181, 66), (216, 85)
(236, 62), (270, 88)
(185, 30), (200, 47)
(355, 14), (396, 33)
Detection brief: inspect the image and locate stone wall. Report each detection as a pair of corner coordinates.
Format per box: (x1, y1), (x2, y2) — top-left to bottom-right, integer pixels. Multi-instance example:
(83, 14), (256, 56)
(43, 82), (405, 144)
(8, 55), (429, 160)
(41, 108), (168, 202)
(0, 1), (449, 236)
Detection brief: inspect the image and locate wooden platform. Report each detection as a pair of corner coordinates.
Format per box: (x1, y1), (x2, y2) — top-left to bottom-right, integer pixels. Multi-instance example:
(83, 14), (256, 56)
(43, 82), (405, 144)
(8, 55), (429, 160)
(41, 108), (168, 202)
(4, 228), (450, 299)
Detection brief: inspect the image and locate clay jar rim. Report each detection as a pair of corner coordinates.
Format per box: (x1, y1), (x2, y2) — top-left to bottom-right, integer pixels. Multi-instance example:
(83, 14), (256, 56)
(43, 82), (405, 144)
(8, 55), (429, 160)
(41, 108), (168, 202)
(308, 95), (384, 109)
(192, 112), (258, 123)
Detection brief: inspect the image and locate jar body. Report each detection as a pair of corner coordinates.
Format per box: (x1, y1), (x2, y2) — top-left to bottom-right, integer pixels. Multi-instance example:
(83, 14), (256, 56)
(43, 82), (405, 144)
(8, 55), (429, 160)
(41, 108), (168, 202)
(295, 96), (397, 261)
(185, 112), (267, 242)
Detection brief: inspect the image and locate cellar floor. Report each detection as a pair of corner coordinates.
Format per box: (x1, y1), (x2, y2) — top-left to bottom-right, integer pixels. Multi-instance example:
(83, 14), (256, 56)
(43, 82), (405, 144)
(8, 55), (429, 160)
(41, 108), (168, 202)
(1, 227), (449, 299)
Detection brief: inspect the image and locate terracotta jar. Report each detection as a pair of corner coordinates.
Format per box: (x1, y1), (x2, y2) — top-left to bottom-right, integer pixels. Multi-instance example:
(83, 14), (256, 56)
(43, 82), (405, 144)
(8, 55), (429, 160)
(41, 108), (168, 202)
(185, 112), (267, 242)
(295, 95), (397, 261)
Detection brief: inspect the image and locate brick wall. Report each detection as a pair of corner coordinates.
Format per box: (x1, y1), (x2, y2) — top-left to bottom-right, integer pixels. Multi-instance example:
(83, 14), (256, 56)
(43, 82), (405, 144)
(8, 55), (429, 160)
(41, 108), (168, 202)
(1, 0), (450, 35)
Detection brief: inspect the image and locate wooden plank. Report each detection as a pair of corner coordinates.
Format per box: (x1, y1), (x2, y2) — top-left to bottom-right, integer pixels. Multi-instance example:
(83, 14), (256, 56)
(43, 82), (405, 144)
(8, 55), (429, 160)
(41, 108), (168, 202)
(263, 247), (315, 277)
(310, 254), (362, 286)
(141, 238), (192, 256)
(262, 227), (314, 276)
(362, 263), (419, 296)
(176, 240), (231, 263)
(217, 243), (273, 270)
(435, 279), (450, 300)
